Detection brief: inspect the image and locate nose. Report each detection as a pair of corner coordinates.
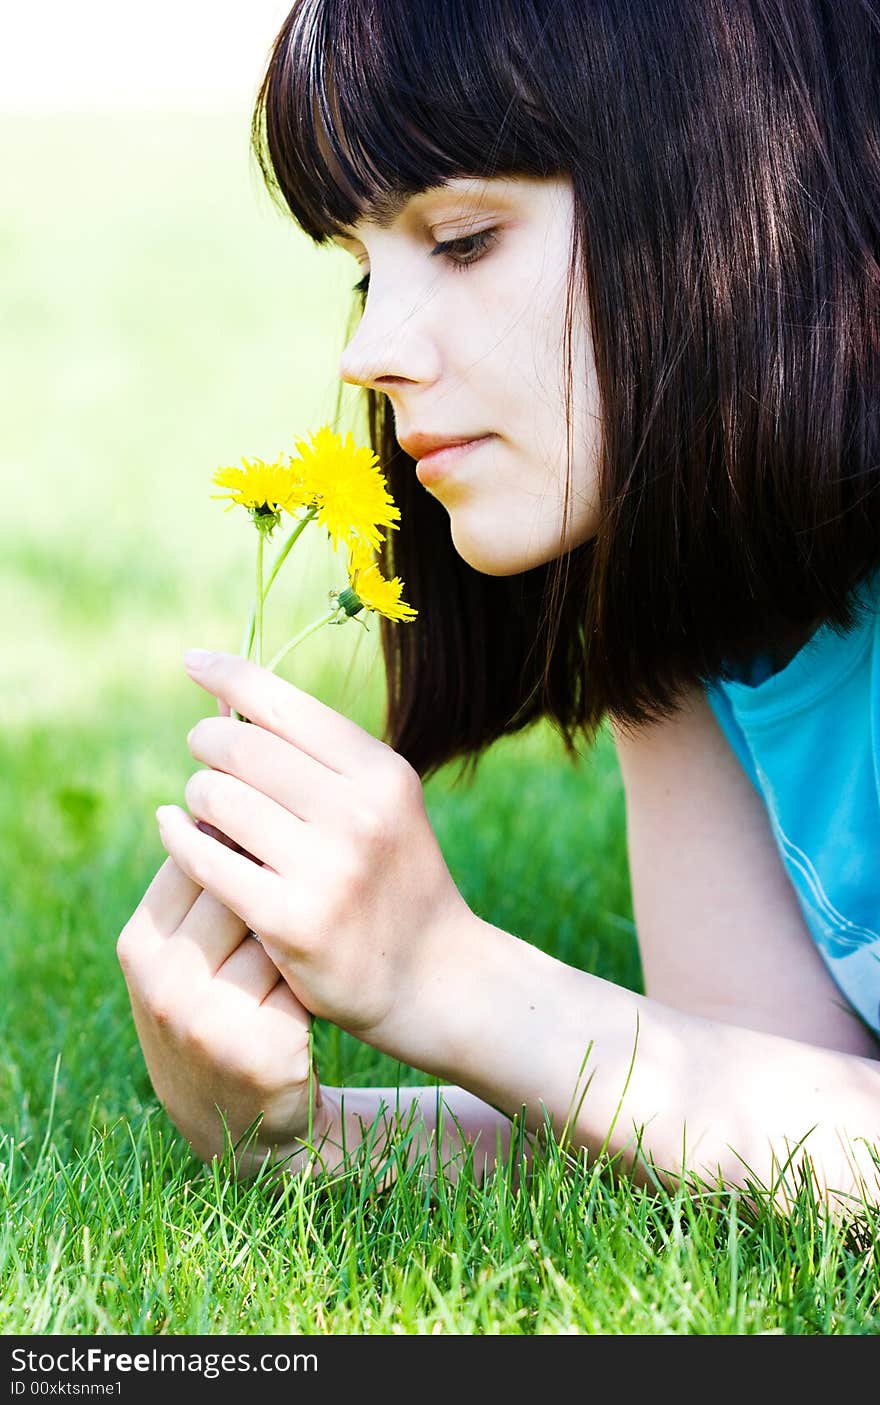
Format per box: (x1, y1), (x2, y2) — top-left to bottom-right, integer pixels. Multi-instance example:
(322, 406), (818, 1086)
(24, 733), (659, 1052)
(339, 283), (442, 393)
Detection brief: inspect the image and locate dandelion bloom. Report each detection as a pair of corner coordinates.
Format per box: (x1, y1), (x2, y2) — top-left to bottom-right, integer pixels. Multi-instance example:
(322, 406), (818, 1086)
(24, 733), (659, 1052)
(293, 425), (400, 553)
(212, 456), (310, 531)
(344, 542), (417, 622)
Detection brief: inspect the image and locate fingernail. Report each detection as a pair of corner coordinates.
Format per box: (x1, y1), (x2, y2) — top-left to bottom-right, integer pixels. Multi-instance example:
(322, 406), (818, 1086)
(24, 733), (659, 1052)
(183, 649), (216, 671)
(156, 805), (173, 823)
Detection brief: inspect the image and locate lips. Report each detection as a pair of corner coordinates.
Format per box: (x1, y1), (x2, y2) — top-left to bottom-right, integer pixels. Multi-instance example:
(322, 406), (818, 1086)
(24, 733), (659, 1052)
(399, 432), (494, 488)
(398, 431), (489, 461)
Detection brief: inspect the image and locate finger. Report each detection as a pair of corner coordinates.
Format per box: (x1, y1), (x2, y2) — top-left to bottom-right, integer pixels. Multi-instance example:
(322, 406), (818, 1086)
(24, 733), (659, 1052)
(137, 856), (202, 938)
(156, 803), (287, 940)
(213, 934), (283, 1003)
(218, 698), (231, 718)
(250, 979), (315, 1060)
(184, 768), (307, 877)
(195, 818), (259, 864)
(182, 649), (384, 777)
(169, 884), (252, 974)
(261, 977), (313, 1030)
(187, 715), (349, 826)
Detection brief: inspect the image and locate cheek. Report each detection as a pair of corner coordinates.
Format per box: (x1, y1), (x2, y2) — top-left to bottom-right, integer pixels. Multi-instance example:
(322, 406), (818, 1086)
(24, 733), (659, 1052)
(462, 259), (567, 393)
(499, 285), (574, 431)
(526, 286), (600, 489)
(455, 263), (599, 494)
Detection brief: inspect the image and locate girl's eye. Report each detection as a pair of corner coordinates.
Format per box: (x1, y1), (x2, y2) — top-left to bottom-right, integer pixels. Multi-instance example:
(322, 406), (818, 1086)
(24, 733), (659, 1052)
(431, 228), (497, 268)
(351, 228), (498, 298)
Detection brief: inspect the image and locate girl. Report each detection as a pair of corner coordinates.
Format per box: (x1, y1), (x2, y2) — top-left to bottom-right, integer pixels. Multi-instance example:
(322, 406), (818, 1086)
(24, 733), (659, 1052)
(117, 0), (880, 1210)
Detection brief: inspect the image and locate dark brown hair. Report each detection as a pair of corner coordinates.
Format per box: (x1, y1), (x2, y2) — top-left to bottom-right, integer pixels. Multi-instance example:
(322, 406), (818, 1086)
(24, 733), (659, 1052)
(252, 0), (880, 779)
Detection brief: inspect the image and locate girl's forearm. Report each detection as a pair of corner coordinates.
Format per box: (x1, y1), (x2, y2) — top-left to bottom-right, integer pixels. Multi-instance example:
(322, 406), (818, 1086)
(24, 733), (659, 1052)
(275, 1084), (523, 1186)
(377, 909), (880, 1209)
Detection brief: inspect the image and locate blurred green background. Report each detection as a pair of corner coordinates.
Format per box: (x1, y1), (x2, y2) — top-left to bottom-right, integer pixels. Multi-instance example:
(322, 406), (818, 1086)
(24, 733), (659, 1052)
(0, 111), (363, 727)
(0, 109), (635, 1141)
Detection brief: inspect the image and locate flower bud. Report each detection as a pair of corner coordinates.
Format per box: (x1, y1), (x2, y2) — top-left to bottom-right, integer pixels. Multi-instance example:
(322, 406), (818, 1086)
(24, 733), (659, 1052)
(337, 586), (365, 617)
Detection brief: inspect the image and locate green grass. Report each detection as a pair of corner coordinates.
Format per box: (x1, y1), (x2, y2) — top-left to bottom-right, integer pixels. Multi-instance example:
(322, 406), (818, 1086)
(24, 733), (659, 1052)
(2, 112), (879, 1337)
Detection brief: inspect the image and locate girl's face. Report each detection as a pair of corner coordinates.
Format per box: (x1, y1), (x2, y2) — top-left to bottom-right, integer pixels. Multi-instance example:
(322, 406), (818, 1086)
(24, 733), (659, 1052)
(336, 175), (602, 575)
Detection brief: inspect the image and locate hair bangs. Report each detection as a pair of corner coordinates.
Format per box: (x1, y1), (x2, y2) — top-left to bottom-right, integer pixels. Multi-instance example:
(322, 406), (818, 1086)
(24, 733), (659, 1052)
(252, 0), (563, 242)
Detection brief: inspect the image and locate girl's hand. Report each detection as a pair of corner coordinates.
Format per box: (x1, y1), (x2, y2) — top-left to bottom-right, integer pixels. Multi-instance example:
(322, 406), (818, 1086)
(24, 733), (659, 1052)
(116, 856), (325, 1177)
(155, 649), (470, 1061)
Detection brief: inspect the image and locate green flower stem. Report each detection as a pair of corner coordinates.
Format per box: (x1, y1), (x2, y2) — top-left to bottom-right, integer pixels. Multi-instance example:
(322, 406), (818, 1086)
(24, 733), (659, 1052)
(240, 507), (319, 663)
(265, 506), (318, 594)
(307, 1018), (314, 1152)
(255, 530), (265, 667)
(238, 610), (254, 663)
(266, 608), (341, 675)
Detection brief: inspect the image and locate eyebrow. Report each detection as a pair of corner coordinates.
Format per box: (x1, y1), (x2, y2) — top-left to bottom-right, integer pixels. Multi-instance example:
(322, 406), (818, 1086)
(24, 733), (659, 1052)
(360, 187), (421, 229)
(344, 180), (487, 234)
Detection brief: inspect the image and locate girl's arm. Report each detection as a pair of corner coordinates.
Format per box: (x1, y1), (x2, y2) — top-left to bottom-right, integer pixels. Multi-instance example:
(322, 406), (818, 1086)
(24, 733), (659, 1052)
(612, 686), (880, 1057)
(369, 908), (880, 1211)
(276, 909), (880, 1207)
(330, 687), (880, 1204)
(288, 1084), (521, 1184)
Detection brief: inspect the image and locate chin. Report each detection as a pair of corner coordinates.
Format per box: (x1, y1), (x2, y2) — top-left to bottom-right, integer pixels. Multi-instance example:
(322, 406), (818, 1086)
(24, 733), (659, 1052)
(449, 522), (556, 577)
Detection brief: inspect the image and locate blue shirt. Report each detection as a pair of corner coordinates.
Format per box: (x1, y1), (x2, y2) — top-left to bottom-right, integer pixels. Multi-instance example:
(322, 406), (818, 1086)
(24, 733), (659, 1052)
(705, 570), (880, 1038)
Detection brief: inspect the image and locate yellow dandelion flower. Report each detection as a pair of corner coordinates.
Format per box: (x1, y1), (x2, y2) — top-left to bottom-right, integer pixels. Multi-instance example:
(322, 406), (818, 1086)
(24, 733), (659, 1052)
(212, 456), (311, 533)
(293, 425), (400, 552)
(339, 541), (418, 622)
